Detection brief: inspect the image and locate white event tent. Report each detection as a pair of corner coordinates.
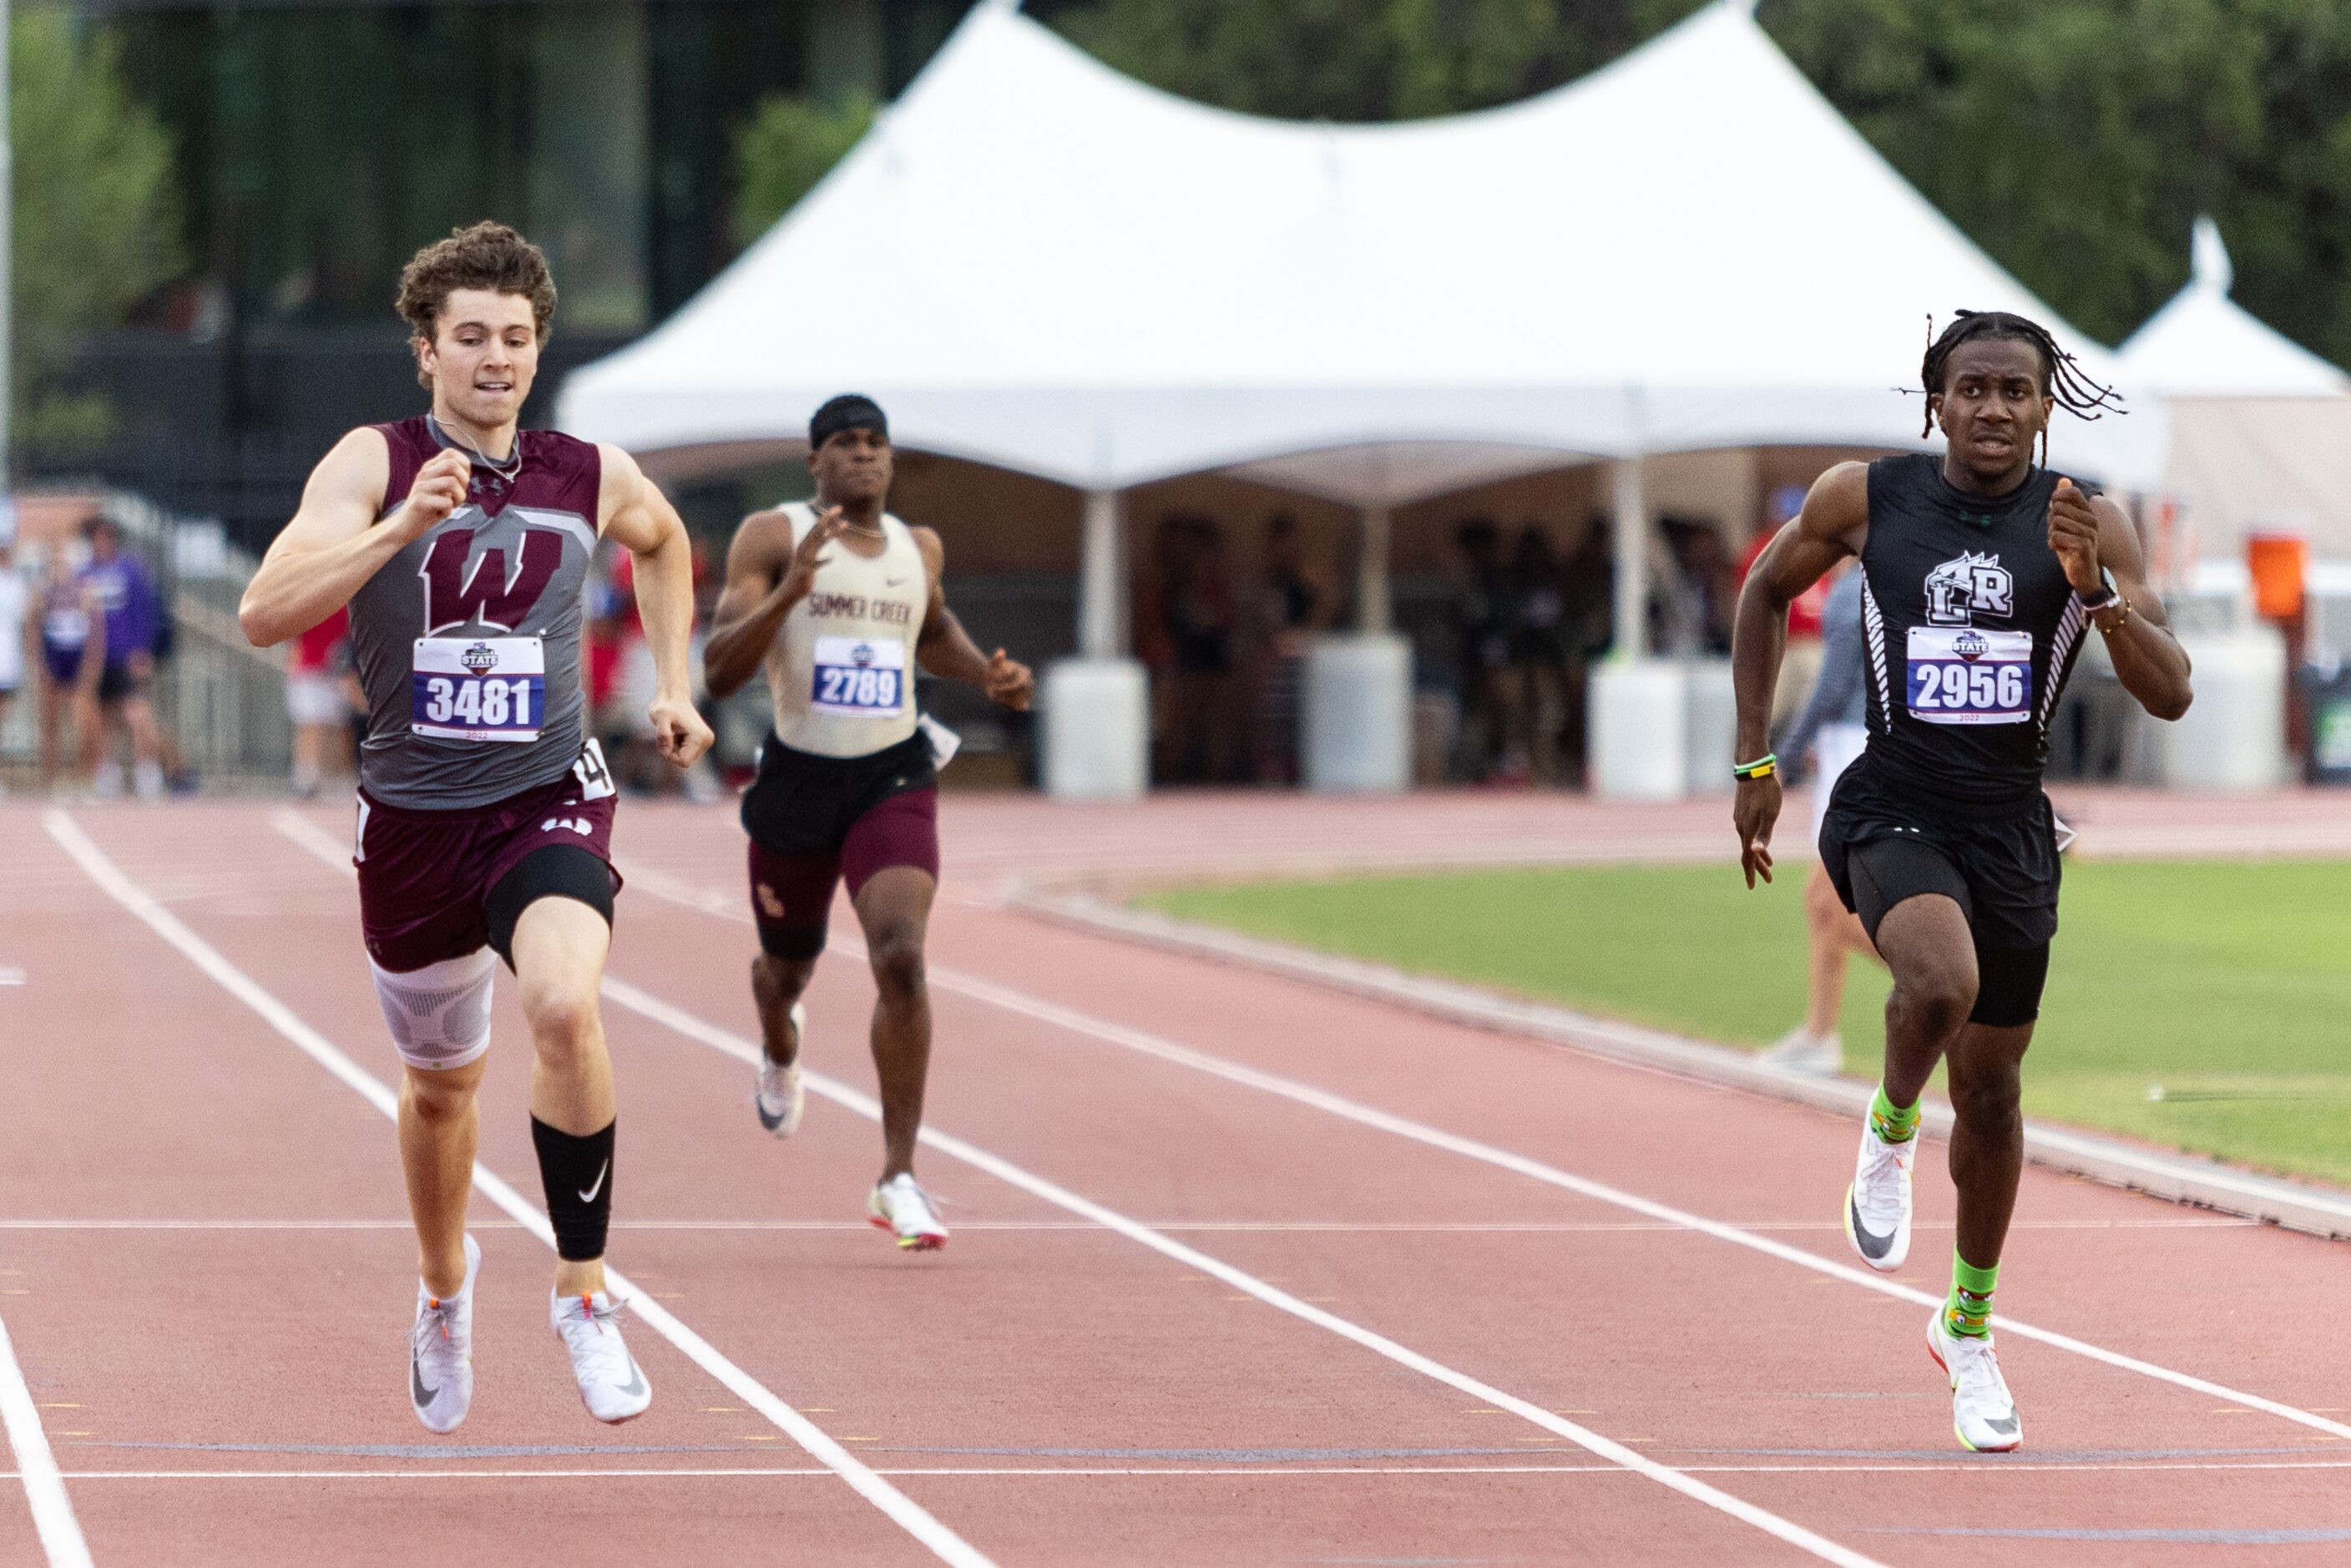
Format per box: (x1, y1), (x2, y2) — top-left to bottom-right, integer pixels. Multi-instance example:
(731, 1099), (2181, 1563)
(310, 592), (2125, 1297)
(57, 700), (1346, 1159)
(2119, 216), (2351, 569)
(563, 0), (2166, 796)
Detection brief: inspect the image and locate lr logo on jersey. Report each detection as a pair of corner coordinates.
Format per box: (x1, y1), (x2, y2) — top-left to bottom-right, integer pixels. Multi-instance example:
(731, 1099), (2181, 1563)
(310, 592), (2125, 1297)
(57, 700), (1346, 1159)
(1924, 552), (2014, 626)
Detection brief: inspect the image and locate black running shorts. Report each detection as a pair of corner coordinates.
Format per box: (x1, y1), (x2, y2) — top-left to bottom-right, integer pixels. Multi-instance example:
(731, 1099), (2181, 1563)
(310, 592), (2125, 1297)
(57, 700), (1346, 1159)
(1818, 753), (2058, 1027)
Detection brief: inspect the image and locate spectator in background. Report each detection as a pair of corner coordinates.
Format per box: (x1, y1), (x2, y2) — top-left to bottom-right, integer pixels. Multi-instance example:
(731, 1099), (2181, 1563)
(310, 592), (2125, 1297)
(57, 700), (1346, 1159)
(1450, 518), (1514, 781)
(0, 534), (27, 792)
(37, 543), (104, 792)
(1158, 516), (1240, 784)
(1558, 518), (1615, 783)
(1252, 512), (1333, 785)
(1740, 483), (1832, 729)
(1656, 518), (1737, 657)
(1505, 524), (1570, 786)
(78, 513), (167, 800)
(286, 604), (351, 797)
(1761, 559), (1880, 1076)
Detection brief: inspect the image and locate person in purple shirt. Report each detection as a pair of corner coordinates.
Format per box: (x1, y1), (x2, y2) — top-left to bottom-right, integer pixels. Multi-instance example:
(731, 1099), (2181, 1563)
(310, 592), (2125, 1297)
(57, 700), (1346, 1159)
(76, 513), (166, 799)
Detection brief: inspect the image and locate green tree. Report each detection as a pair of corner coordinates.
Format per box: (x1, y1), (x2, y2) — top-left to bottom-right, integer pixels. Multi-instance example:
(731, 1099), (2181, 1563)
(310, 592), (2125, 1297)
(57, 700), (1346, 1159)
(14, 5), (184, 459)
(731, 91), (877, 252)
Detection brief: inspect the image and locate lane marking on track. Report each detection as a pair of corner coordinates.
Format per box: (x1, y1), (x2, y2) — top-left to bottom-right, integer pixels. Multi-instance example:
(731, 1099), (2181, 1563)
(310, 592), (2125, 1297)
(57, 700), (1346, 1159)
(20, 1456), (2351, 1480)
(596, 975), (1888, 1568)
(0, 1312), (93, 1568)
(51, 811), (999, 1568)
(0, 1216), (2247, 1232)
(593, 850), (2351, 1449)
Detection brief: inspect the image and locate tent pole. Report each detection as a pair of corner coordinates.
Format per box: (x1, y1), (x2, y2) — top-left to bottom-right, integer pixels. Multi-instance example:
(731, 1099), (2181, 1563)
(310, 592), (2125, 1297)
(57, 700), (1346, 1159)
(1357, 505), (1391, 633)
(1611, 456), (1647, 659)
(1079, 488), (1125, 659)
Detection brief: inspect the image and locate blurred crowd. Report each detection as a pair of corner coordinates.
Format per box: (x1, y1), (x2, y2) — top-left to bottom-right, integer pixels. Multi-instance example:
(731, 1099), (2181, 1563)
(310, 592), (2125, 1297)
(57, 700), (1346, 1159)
(0, 510), (196, 799)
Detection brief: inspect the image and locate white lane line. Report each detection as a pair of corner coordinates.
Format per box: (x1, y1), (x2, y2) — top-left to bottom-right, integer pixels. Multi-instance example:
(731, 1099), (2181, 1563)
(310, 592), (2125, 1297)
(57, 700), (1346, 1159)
(0, 1313), (93, 1568)
(599, 976), (1888, 1568)
(49, 811), (998, 1568)
(0, 1216), (2244, 1233)
(604, 852), (2351, 1449)
(23, 1457), (2351, 1481)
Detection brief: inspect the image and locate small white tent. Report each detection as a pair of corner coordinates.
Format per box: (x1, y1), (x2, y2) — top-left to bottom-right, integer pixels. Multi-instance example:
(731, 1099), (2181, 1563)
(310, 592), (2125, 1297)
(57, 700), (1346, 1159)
(2119, 216), (2351, 567)
(560, 0), (2162, 499)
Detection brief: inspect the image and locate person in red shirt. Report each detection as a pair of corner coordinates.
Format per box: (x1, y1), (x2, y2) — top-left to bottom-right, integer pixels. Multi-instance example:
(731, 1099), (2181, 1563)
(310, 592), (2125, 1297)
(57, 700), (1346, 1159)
(286, 604), (353, 796)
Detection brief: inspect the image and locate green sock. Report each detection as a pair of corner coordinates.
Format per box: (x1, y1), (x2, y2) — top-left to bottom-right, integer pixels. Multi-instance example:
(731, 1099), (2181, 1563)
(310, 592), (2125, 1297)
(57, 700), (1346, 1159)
(1945, 1255), (1999, 1339)
(1868, 1083), (1920, 1144)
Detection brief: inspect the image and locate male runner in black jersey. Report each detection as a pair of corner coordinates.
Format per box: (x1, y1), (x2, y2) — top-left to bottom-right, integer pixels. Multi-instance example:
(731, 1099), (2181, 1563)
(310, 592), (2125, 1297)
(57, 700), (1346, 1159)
(1730, 311), (2192, 1451)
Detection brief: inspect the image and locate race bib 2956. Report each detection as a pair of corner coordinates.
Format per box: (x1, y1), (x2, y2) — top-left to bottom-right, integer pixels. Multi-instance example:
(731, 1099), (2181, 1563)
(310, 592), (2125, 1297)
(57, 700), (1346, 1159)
(412, 635), (545, 743)
(809, 636), (908, 719)
(1905, 625), (2030, 726)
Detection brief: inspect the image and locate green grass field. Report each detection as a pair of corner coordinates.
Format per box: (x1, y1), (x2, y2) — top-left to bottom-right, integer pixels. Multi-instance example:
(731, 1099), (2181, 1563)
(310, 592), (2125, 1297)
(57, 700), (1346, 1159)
(1141, 860), (2351, 1186)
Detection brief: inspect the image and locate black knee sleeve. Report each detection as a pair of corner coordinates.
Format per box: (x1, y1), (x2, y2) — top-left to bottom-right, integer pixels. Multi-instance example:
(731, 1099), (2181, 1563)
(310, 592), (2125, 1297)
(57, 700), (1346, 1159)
(487, 846), (616, 972)
(1968, 940), (2050, 1028)
(532, 1115), (615, 1262)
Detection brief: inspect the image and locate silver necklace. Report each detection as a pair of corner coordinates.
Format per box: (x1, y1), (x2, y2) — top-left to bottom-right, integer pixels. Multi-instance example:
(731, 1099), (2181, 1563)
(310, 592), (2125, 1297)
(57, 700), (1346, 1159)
(429, 415), (523, 489)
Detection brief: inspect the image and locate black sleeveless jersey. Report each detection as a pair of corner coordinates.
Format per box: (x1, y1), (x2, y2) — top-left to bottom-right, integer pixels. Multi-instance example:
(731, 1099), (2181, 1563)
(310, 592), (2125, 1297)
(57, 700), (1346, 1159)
(1854, 454), (2093, 809)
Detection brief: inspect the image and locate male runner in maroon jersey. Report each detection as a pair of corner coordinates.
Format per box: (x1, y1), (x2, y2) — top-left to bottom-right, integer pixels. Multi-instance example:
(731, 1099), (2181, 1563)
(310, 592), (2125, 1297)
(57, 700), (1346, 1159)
(240, 221), (713, 1432)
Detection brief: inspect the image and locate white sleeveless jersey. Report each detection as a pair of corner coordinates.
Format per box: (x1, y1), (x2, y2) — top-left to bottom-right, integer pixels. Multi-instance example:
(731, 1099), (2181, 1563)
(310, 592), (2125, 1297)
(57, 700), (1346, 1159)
(765, 503), (928, 758)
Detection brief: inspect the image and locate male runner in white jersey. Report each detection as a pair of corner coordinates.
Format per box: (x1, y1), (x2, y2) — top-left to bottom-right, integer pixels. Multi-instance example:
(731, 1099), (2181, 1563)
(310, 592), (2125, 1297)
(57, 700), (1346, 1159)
(703, 395), (1033, 1248)
(1732, 311), (2192, 1450)
(240, 221), (714, 1431)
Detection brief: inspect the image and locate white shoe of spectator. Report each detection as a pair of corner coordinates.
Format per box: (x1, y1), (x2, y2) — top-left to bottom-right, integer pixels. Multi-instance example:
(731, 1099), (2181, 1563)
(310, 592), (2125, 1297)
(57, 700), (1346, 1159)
(1760, 1027), (1842, 1076)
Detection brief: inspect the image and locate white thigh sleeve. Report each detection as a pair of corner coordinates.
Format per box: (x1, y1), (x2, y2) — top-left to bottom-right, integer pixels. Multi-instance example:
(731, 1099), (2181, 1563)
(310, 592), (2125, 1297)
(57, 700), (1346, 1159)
(369, 948), (496, 1071)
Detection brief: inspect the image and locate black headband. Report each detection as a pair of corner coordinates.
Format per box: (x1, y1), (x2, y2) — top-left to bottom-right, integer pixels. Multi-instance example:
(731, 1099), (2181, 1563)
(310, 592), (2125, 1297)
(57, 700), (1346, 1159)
(809, 393), (888, 452)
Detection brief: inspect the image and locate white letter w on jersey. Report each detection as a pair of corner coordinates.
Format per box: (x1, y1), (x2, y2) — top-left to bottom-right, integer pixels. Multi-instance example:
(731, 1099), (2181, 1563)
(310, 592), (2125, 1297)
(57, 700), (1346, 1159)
(1924, 551), (2014, 625)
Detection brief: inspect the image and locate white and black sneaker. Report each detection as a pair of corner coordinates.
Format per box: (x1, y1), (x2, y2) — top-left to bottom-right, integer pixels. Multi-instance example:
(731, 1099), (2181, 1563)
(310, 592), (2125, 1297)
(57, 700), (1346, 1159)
(867, 1173), (949, 1252)
(551, 1288), (652, 1424)
(1929, 1307), (2023, 1452)
(753, 1003), (806, 1138)
(409, 1233), (479, 1434)
(1843, 1120), (1916, 1272)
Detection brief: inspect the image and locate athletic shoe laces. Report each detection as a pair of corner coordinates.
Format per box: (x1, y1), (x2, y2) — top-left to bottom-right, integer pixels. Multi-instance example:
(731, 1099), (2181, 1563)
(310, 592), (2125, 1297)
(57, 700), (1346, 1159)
(559, 1295), (635, 1383)
(1950, 1334), (2013, 1411)
(410, 1298), (464, 1378)
(1853, 1133), (1912, 1227)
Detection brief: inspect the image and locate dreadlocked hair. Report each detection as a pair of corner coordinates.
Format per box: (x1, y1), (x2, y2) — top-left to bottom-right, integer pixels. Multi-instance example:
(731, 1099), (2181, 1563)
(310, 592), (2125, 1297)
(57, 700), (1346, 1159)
(1919, 309), (2124, 465)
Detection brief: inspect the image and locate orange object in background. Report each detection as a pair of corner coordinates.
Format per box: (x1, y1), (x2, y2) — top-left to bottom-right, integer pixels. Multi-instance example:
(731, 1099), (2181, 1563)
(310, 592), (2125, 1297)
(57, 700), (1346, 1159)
(2248, 532), (2308, 620)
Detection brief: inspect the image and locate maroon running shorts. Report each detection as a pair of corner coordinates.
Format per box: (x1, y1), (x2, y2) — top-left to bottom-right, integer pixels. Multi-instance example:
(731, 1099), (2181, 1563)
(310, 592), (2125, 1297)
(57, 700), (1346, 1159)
(747, 787), (938, 959)
(356, 771), (619, 973)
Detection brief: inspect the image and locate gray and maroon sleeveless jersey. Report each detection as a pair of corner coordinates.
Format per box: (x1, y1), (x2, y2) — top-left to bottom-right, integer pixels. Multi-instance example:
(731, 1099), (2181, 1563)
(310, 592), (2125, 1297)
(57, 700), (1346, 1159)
(346, 417), (601, 810)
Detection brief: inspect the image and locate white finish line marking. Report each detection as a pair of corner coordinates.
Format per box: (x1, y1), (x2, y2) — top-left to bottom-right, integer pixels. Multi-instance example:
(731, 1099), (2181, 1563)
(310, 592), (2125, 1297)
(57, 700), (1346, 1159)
(53, 810), (998, 1568)
(599, 850), (2351, 1449)
(269, 812), (1884, 1566)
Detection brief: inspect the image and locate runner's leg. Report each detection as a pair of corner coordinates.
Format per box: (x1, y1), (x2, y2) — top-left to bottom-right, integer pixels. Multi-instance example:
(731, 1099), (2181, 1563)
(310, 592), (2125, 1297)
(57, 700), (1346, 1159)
(511, 895), (615, 1297)
(1867, 893), (1979, 1106)
(400, 1054), (488, 1297)
(852, 865), (937, 1181)
(1944, 1019), (2035, 1269)
(752, 953), (817, 1065)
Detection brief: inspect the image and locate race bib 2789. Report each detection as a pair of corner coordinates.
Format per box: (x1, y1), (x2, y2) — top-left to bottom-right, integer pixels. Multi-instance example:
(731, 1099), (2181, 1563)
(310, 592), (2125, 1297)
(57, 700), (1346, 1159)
(809, 635), (908, 719)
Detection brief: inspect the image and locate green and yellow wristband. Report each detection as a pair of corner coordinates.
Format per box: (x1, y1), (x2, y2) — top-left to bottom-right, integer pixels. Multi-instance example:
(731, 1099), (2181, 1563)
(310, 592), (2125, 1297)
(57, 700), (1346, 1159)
(1732, 752), (1777, 782)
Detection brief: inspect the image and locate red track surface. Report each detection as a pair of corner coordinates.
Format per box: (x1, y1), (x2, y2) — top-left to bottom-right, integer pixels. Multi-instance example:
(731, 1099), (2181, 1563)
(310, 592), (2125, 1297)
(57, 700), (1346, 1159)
(7, 795), (2351, 1565)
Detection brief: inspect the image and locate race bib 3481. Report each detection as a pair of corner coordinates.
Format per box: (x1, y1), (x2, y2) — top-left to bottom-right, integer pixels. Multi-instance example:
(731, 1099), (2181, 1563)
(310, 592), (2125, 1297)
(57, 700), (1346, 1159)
(412, 635), (546, 743)
(809, 636), (908, 719)
(1905, 625), (2030, 726)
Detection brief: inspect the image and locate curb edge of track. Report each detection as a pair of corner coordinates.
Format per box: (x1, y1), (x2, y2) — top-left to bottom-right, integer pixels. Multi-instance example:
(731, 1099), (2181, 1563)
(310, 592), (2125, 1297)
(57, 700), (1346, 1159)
(1008, 887), (2351, 1245)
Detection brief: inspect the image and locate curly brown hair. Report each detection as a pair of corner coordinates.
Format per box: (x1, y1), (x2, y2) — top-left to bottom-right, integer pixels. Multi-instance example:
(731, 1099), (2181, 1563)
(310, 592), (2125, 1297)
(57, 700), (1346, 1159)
(395, 220), (558, 387)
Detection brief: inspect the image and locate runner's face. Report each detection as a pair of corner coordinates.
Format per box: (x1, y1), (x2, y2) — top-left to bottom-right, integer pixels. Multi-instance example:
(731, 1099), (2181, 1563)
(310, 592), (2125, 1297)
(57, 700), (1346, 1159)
(1932, 337), (2050, 488)
(810, 427), (892, 505)
(421, 289), (539, 432)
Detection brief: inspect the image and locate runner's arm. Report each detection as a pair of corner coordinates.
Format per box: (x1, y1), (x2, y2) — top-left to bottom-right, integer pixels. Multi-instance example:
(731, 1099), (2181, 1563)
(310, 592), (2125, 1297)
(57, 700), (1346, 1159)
(1729, 461), (1869, 888)
(910, 529), (1032, 710)
(599, 445), (713, 766)
(703, 509), (818, 700)
(2053, 488), (2192, 722)
(240, 428), (462, 647)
